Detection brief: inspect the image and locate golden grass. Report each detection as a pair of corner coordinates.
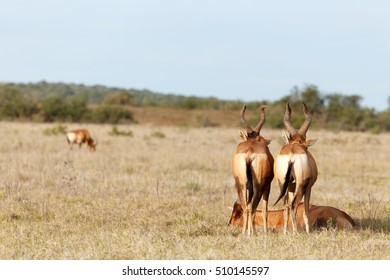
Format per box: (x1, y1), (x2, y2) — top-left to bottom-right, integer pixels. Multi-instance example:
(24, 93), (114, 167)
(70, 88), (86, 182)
(0, 122), (389, 259)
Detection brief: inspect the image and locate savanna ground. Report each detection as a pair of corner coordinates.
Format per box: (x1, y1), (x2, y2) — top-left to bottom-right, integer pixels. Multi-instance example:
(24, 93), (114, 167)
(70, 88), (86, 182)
(0, 121), (389, 259)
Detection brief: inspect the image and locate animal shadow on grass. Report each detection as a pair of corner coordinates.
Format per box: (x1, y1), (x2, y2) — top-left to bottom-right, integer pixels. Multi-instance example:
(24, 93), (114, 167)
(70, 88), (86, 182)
(356, 217), (390, 233)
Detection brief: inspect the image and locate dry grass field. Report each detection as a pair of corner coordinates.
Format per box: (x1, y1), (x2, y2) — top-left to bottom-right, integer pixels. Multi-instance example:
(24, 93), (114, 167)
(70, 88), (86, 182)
(130, 106), (240, 127)
(0, 121), (389, 259)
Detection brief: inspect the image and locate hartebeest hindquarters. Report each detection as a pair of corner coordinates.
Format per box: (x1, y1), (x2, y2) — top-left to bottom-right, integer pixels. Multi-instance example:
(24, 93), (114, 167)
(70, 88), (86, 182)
(274, 103), (317, 233)
(232, 105), (274, 235)
(66, 129), (97, 152)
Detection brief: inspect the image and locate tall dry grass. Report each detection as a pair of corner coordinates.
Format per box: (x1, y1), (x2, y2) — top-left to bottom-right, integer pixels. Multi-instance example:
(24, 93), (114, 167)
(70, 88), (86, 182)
(0, 122), (389, 259)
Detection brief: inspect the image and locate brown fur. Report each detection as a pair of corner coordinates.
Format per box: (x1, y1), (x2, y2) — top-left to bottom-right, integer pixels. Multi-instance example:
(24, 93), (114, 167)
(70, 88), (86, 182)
(232, 106), (274, 236)
(228, 201), (356, 230)
(274, 103), (317, 233)
(66, 129), (97, 152)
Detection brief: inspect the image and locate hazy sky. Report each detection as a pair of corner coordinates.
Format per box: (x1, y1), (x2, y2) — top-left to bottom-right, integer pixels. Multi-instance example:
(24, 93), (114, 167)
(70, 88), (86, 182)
(1, 0), (389, 110)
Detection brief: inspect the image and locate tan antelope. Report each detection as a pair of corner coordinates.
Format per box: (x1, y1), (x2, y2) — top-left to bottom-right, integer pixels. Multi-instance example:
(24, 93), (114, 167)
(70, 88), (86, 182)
(228, 201), (356, 230)
(274, 103), (317, 233)
(232, 105), (274, 235)
(66, 129), (97, 152)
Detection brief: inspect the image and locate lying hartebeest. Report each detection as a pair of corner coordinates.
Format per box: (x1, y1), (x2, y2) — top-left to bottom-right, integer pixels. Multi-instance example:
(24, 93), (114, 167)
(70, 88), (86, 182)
(66, 129), (97, 152)
(232, 105), (274, 235)
(228, 201), (356, 230)
(274, 103), (318, 233)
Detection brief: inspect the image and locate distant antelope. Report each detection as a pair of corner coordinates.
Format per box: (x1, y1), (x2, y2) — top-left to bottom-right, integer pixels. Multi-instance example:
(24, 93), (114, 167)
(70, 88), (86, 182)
(228, 201), (356, 230)
(274, 103), (317, 233)
(66, 129), (97, 152)
(232, 105), (274, 235)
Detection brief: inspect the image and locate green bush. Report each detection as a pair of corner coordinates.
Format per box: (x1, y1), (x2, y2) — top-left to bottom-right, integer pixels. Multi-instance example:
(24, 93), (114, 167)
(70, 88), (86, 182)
(109, 126), (133, 137)
(65, 98), (88, 122)
(40, 97), (67, 122)
(43, 125), (68, 136)
(150, 131), (165, 138)
(0, 85), (38, 120)
(88, 105), (134, 124)
(40, 97), (88, 122)
(103, 92), (134, 106)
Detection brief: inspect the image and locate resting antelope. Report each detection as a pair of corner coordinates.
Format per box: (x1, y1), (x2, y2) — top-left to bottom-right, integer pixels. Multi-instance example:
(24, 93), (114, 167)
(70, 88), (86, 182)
(228, 201), (356, 230)
(274, 103), (317, 233)
(66, 129), (97, 152)
(232, 105), (274, 235)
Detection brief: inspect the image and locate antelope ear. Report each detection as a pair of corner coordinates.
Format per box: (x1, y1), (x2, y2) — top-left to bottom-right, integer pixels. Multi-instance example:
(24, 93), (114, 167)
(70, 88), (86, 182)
(264, 138), (271, 145)
(282, 130), (290, 144)
(238, 128), (247, 141)
(306, 138), (318, 147)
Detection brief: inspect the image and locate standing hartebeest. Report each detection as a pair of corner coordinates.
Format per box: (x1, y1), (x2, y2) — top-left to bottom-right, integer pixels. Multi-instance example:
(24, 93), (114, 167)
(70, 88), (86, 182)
(66, 129), (97, 152)
(232, 105), (274, 235)
(274, 103), (318, 233)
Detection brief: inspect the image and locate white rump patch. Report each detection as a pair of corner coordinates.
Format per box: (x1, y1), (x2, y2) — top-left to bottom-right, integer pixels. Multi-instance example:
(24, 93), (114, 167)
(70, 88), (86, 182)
(66, 133), (77, 143)
(291, 154), (311, 179)
(274, 155), (291, 183)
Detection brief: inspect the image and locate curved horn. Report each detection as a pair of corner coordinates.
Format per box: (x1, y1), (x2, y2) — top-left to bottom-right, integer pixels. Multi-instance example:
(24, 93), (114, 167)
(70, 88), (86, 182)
(298, 102), (312, 136)
(254, 105), (267, 133)
(240, 105), (253, 133)
(284, 103), (297, 136)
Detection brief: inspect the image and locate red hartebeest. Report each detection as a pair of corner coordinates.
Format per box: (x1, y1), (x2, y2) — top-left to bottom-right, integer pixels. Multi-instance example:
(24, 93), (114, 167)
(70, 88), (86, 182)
(66, 129), (97, 152)
(228, 201), (356, 230)
(232, 105), (274, 235)
(274, 103), (318, 233)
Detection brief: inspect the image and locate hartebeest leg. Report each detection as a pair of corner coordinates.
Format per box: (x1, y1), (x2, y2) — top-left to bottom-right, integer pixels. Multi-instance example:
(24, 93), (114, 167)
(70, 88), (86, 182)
(286, 190), (298, 233)
(236, 178), (252, 236)
(283, 204), (289, 234)
(303, 188), (312, 233)
(247, 203), (254, 236)
(237, 189), (249, 235)
(243, 211), (249, 235)
(261, 185), (270, 234)
(249, 183), (262, 235)
(260, 198), (268, 234)
(291, 204), (298, 233)
(243, 195), (254, 236)
(248, 186), (259, 236)
(233, 156), (251, 235)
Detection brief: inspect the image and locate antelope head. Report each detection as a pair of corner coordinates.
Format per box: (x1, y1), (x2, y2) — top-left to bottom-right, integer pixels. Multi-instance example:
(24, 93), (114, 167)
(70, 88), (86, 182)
(239, 105), (271, 145)
(283, 102), (317, 147)
(88, 138), (98, 152)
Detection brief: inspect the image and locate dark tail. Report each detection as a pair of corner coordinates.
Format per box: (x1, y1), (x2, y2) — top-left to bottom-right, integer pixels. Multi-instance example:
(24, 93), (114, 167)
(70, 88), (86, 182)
(291, 178), (309, 207)
(246, 159), (253, 203)
(274, 161), (293, 206)
(246, 161), (253, 204)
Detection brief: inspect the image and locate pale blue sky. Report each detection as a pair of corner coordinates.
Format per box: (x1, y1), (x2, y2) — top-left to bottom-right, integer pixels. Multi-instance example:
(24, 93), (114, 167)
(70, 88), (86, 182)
(1, 0), (389, 110)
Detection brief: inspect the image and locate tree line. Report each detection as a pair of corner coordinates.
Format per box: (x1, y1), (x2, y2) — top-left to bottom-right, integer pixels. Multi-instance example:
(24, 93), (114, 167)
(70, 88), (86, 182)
(0, 83), (134, 124)
(0, 81), (389, 132)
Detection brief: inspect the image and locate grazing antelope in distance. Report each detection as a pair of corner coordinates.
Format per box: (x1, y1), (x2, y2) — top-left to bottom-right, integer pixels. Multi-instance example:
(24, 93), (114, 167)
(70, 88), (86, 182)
(66, 129), (97, 152)
(274, 102), (318, 233)
(232, 105), (274, 235)
(228, 201), (356, 230)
